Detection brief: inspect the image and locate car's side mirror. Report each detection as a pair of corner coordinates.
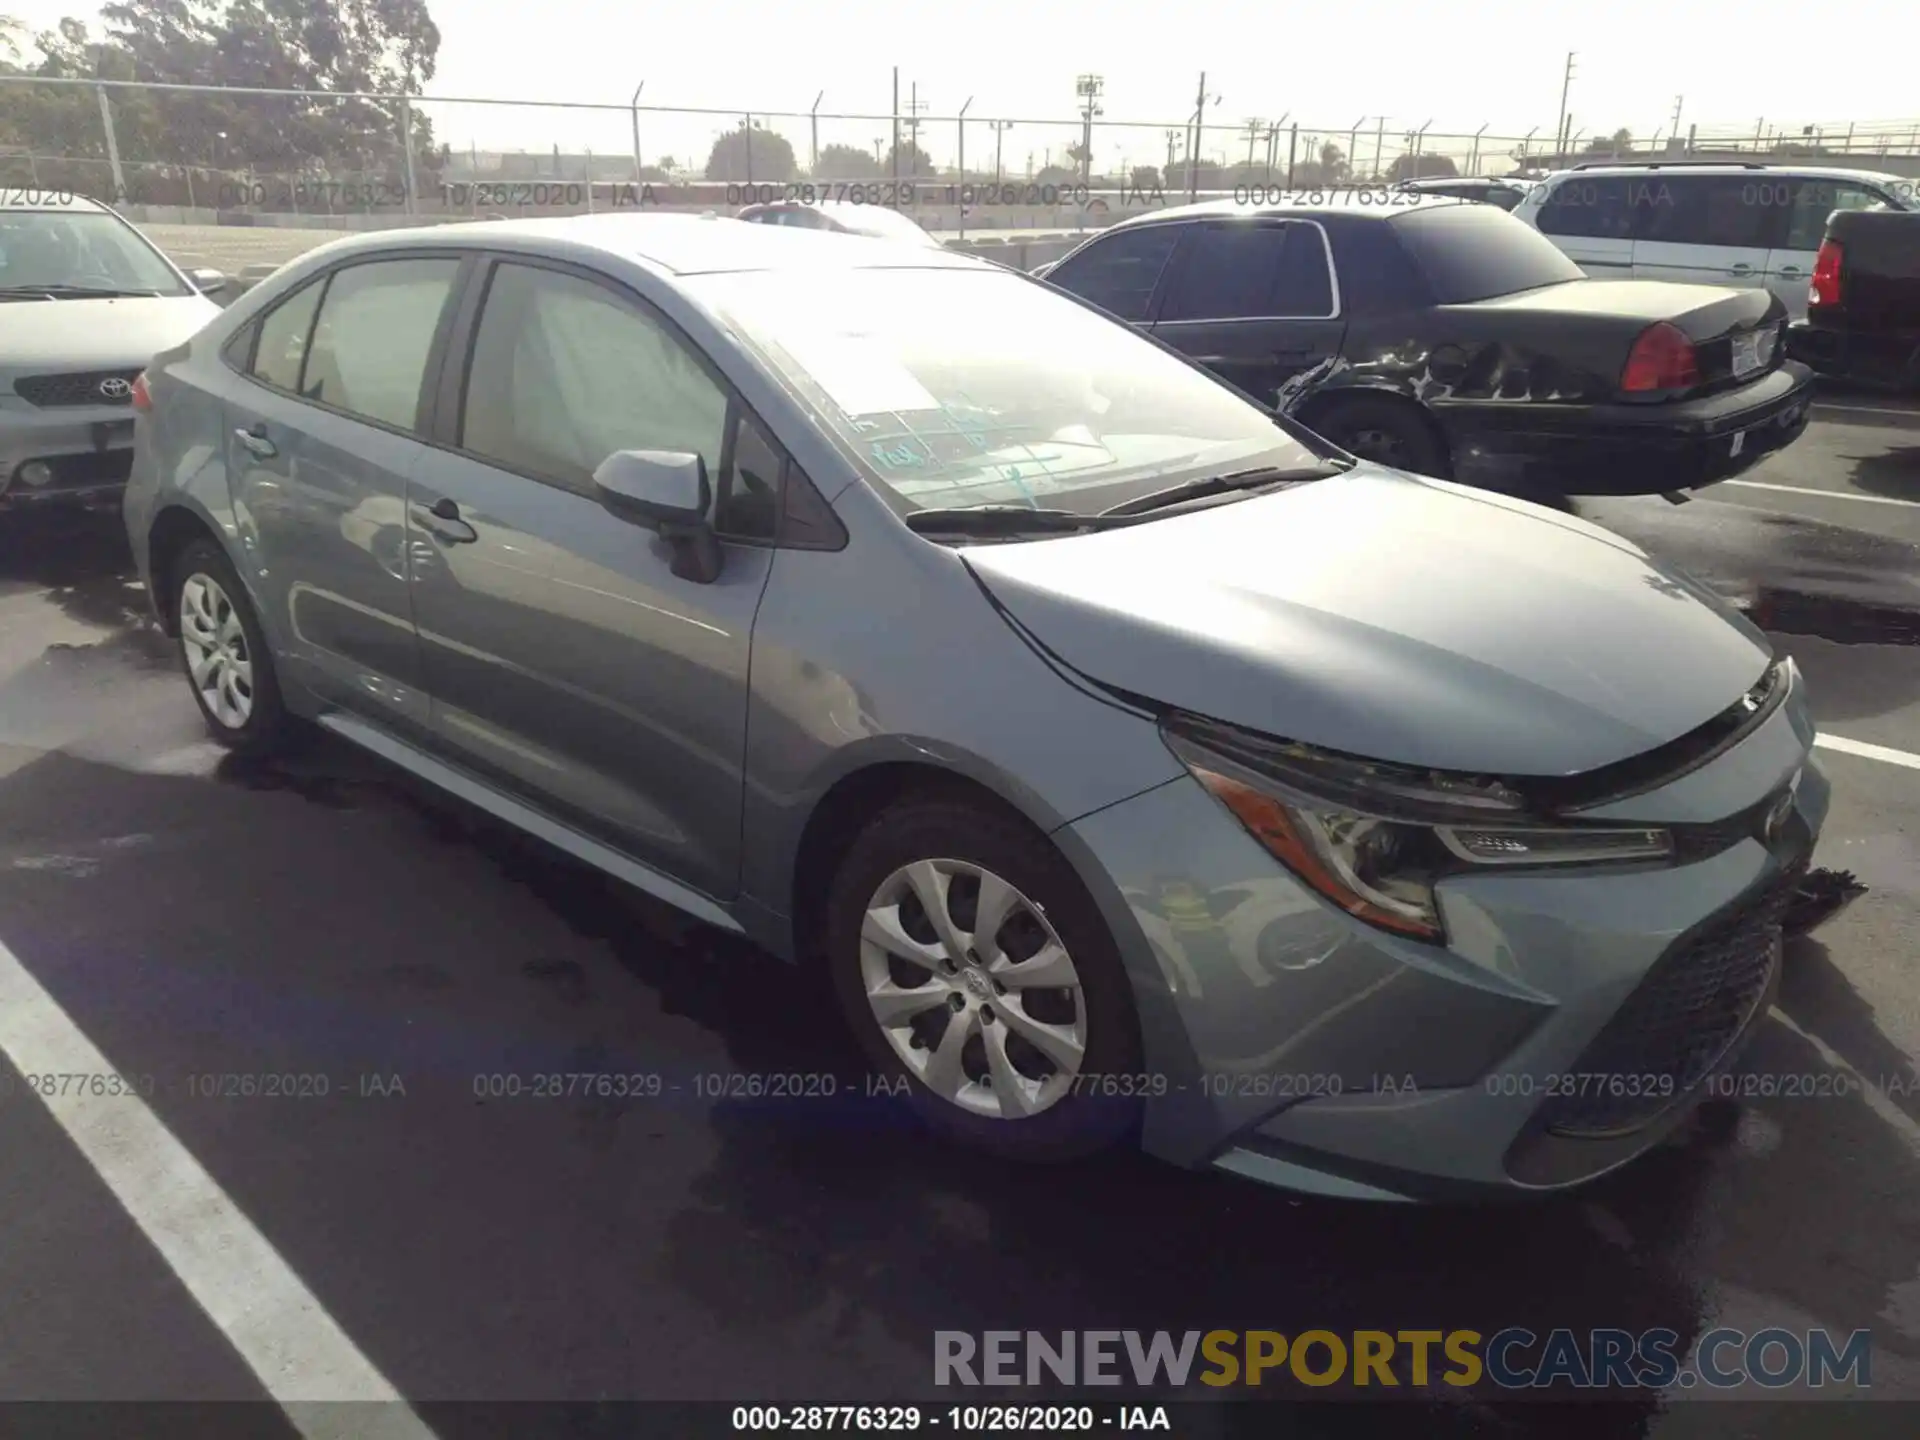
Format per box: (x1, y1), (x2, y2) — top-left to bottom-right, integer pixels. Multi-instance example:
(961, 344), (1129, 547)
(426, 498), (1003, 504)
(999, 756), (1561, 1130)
(593, 449), (723, 582)
(186, 267), (230, 296)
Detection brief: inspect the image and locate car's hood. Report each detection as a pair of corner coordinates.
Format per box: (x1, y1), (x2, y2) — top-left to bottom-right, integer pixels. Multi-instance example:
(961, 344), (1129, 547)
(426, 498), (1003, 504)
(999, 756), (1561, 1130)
(0, 294), (220, 373)
(962, 468), (1773, 777)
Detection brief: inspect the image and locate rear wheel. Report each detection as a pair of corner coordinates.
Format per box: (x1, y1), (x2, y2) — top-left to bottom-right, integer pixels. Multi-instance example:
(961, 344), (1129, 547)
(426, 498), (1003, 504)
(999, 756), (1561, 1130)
(173, 539), (293, 755)
(825, 797), (1144, 1161)
(1310, 396), (1448, 477)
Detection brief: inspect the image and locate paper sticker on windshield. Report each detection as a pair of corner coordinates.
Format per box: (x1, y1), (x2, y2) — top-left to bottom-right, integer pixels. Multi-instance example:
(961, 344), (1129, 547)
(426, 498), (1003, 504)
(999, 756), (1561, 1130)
(777, 332), (939, 417)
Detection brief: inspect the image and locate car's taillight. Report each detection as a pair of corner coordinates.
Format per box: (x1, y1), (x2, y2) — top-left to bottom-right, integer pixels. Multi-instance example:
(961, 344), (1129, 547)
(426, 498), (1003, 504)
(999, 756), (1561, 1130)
(1809, 239), (1844, 309)
(1620, 322), (1700, 394)
(130, 371), (151, 413)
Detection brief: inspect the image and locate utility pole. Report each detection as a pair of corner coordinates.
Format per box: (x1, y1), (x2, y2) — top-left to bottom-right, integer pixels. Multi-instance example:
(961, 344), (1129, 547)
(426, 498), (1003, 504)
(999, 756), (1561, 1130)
(1075, 74), (1104, 185)
(903, 82), (928, 171)
(989, 119), (1014, 184)
(1163, 127), (1179, 178)
(1555, 51), (1576, 160)
(1187, 70), (1208, 202)
(810, 91), (824, 173)
(1670, 94), (1683, 148)
(1244, 117), (1264, 171)
(891, 67), (899, 186)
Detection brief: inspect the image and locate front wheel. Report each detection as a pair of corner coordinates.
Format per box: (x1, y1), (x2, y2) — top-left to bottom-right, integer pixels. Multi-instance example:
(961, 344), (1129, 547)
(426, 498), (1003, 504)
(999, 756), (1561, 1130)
(825, 797), (1145, 1162)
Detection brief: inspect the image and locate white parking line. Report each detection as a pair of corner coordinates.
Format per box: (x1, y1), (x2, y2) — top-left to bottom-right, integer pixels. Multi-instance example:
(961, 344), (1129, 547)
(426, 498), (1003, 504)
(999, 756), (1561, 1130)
(0, 937), (436, 1437)
(1816, 733), (1920, 772)
(1723, 479), (1920, 508)
(1811, 402), (1920, 420)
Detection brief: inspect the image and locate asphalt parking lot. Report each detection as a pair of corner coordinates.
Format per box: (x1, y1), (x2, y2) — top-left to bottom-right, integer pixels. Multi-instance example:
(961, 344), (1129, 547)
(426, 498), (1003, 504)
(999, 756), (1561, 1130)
(5, 233), (1920, 1430)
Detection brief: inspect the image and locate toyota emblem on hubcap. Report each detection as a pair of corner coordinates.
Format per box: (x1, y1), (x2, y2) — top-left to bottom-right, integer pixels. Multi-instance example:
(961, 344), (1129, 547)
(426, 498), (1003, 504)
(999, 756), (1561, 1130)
(962, 968), (993, 999)
(98, 377), (133, 400)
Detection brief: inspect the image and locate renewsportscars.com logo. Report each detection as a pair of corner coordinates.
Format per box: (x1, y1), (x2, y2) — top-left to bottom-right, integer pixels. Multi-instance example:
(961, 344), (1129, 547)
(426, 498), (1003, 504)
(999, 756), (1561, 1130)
(934, 1328), (1872, 1390)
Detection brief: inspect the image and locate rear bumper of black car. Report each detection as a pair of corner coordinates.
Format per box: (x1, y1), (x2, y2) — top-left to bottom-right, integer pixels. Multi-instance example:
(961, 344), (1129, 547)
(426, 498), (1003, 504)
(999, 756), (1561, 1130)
(1436, 362), (1817, 496)
(1787, 321), (1920, 391)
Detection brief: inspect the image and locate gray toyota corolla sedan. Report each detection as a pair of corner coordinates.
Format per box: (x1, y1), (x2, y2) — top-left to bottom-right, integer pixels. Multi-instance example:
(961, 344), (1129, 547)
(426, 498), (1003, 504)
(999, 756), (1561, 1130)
(124, 212), (1830, 1201)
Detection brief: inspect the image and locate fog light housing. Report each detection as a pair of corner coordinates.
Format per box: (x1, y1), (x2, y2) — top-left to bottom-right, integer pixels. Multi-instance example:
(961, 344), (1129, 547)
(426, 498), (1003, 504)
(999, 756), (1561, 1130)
(16, 460), (54, 488)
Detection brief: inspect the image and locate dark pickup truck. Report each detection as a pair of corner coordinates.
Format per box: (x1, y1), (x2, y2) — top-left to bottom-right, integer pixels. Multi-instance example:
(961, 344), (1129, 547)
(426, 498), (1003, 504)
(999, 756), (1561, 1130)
(1788, 208), (1920, 390)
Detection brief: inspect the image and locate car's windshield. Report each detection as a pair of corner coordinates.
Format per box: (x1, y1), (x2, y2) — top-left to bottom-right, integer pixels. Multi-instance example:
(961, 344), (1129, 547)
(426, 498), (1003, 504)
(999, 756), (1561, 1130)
(692, 266), (1321, 514)
(0, 208), (189, 295)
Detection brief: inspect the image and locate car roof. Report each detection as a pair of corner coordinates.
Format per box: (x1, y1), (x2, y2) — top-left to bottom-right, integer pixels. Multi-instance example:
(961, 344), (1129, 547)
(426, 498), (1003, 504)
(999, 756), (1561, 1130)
(1099, 192), (1474, 233)
(0, 192), (111, 215)
(293, 211), (981, 277)
(1542, 162), (1908, 186)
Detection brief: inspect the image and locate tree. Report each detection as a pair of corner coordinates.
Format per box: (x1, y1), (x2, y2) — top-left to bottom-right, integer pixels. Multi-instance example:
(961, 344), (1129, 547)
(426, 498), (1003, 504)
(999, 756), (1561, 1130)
(814, 141), (878, 179)
(1128, 165), (1161, 190)
(882, 139), (933, 177)
(1385, 152), (1458, 182)
(704, 119), (797, 181)
(1585, 128), (1632, 155)
(0, 0), (444, 202)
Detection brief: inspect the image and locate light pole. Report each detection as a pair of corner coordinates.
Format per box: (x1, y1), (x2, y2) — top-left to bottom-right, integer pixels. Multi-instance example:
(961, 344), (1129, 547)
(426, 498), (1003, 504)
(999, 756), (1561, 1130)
(988, 119), (1014, 184)
(1075, 74), (1104, 185)
(810, 90), (823, 174)
(629, 81), (644, 183)
(1555, 51), (1577, 159)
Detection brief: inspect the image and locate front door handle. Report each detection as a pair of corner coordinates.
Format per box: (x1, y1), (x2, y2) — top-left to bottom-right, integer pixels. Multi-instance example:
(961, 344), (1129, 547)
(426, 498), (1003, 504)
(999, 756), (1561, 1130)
(411, 497), (477, 544)
(1730, 263), (1754, 275)
(233, 424), (276, 458)
(1778, 266), (1805, 277)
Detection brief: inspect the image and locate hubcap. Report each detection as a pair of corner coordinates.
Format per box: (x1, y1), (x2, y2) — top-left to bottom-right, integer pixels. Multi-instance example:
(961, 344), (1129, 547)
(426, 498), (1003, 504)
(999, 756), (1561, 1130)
(179, 572), (254, 730)
(859, 859), (1088, 1120)
(1344, 426), (1403, 463)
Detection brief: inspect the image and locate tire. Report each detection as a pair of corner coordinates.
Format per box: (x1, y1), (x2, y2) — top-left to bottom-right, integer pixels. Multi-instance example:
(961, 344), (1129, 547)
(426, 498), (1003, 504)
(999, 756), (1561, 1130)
(1311, 395), (1449, 477)
(825, 796), (1144, 1162)
(172, 538), (293, 755)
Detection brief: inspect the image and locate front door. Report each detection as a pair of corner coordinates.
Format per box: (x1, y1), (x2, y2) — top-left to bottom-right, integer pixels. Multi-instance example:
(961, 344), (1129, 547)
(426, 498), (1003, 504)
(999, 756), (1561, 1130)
(1146, 220), (1347, 410)
(406, 257), (778, 900)
(220, 254), (463, 732)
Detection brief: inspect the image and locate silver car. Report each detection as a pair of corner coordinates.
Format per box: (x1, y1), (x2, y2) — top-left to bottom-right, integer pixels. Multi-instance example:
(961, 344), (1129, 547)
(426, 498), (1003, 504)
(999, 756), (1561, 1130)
(123, 212), (1830, 1200)
(3, 193), (225, 508)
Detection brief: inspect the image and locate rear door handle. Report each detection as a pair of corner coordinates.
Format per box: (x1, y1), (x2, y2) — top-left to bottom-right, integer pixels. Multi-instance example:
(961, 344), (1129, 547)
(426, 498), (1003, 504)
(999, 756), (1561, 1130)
(411, 496), (477, 544)
(1778, 266), (1805, 277)
(233, 424), (276, 458)
(1730, 263), (1754, 275)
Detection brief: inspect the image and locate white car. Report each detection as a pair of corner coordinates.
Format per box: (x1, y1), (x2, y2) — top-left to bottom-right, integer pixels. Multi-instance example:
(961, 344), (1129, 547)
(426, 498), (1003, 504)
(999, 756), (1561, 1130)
(1510, 162), (1912, 320)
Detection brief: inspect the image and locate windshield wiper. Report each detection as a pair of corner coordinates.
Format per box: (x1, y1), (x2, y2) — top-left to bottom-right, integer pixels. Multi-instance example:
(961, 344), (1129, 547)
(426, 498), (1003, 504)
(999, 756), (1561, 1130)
(0, 284), (162, 299)
(1098, 461), (1350, 518)
(904, 504), (1125, 537)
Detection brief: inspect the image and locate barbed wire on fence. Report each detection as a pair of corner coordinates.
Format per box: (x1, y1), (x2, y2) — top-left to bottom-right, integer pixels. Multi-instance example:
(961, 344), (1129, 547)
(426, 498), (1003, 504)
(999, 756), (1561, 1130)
(4, 73), (1918, 219)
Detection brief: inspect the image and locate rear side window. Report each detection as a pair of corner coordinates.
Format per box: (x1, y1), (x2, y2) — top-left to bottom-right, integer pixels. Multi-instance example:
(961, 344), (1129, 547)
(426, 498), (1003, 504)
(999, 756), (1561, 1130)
(1395, 204), (1585, 302)
(248, 278), (324, 392)
(1157, 222), (1335, 321)
(300, 258), (459, 430)
(1045, 225), (1181, 321)
(1632, 176), (1769, 248)
(1783, 178), (1898, 251)
(1535, 176), (1634, 239)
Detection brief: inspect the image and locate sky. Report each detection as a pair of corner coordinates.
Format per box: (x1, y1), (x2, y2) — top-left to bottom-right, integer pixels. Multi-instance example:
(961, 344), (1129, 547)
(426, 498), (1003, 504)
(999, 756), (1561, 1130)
(7, 0), (1918, 174)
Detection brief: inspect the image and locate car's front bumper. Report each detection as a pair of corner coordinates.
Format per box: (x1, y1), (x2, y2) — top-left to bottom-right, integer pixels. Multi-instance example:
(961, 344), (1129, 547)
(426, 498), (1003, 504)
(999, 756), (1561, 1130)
(1438, 361), (1817, 496)
(1059, 661), (1829, 1200)
(1, 401), (138, 506)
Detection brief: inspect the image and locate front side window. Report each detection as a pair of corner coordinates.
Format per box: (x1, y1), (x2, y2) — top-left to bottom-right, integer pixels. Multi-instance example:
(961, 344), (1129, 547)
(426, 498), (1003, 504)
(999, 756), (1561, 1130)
(0, 208), (190, 295)
(692, 264), (1321, 515)
(1045, 225), (1181, 321)
(1783, 179), (1898, 251)
(460, 262), (730, 499)
(299, 258), (459, 430)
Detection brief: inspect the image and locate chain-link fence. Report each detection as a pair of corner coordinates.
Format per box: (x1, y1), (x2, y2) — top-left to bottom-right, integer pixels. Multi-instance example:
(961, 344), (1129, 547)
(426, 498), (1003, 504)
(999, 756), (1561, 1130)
(5, 75), (1919, 230)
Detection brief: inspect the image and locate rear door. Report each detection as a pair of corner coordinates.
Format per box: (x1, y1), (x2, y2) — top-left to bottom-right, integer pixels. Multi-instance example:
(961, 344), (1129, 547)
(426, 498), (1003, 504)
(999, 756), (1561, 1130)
(1767, 176), (1903, 319)
(406, 254), (778, 900)
(1146, 219), (1346, 409)
(221, 253), (464, 732)
(1531, 174), (1636, 275)
(1629, 174), (1772, 292)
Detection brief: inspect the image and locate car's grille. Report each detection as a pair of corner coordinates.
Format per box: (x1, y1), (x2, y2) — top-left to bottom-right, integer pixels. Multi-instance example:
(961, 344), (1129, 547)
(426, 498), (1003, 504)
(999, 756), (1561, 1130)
(12, 369), (142, 408)
(1537, 860), (1804, 1138)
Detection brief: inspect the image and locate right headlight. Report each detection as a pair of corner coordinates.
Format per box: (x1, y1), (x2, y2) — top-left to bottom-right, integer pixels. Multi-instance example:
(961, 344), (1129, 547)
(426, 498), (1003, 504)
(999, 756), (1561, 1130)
(1161, 718), (1674, 944)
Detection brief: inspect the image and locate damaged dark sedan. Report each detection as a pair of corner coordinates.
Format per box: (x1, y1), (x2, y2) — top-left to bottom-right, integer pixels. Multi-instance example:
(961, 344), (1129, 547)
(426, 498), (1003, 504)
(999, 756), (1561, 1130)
(1040, 195), (1816, 499)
